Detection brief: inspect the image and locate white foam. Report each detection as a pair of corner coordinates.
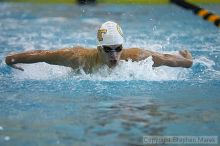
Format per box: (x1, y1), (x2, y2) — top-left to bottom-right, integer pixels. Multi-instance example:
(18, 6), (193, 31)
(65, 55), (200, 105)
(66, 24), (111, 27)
(74, 57), (189, 81)
(194, 56), (215, 69)
(82, 18), (101, 25)
(193, 56), (220, 80)
(13, 63), (72, 80)
(35, 17), (68, 23)
(12, 56), (189, 81)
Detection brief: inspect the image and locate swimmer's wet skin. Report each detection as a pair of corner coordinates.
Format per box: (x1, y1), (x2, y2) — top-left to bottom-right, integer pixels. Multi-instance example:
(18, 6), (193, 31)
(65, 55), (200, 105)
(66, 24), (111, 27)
(5, 21), (193, 73)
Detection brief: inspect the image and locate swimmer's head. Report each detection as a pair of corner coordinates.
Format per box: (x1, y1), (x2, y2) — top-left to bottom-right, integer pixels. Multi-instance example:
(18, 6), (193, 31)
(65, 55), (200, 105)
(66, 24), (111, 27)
(97, 21), (124, 67)
(97, 21), (124, 46)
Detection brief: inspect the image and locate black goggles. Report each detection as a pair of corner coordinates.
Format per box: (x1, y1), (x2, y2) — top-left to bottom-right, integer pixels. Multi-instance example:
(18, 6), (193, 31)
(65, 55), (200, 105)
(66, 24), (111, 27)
(102, 45), (122, 53)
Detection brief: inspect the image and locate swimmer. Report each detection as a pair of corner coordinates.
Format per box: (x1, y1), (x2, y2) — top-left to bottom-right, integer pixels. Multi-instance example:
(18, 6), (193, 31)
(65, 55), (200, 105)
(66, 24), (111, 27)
(5, 21), (193, 73)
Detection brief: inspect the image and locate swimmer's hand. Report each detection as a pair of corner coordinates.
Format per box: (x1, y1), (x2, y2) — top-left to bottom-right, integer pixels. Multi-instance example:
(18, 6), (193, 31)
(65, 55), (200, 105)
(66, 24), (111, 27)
(5, 49), (79, 71)
(5, 55), (24, 71)
(10, 64), (24, 71)
(152, 55), (164, 67)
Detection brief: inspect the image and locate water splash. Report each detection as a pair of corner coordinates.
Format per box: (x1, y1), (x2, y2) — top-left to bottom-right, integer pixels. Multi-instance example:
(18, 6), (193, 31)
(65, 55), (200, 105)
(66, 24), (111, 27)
(11, 56), (189, 81)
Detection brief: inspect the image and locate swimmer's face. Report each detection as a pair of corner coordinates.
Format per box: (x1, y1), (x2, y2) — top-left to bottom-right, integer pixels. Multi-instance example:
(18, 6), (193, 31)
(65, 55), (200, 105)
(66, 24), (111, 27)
(98, 44), (123, 68)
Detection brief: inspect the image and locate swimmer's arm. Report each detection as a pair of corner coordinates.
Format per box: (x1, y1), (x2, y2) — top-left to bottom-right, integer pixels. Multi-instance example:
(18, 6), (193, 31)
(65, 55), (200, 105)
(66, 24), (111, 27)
(150, 50), (193, 68)
(5, 49), (76, 71)
(121, 48), (193, 68)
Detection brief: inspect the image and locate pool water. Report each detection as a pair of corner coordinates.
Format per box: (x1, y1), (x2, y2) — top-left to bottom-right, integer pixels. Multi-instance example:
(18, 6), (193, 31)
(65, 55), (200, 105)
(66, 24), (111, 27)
(0, 3), (220, 146)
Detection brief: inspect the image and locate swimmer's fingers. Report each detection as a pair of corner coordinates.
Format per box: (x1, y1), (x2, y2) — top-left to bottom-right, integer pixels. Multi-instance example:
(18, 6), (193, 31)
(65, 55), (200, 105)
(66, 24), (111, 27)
(5, 56), (24, 71)
(152, 63), (160, 67)
(10, 64), (24, 71)
(152, 55), (164, 67)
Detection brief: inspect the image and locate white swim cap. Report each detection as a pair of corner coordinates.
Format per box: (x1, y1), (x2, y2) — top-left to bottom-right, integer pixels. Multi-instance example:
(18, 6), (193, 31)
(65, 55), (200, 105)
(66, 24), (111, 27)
(97, 21), (124, 46)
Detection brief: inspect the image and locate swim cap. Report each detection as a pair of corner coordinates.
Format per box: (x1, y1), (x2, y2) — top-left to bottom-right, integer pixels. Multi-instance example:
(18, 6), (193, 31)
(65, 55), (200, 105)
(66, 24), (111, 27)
(97, 21), (124, 46)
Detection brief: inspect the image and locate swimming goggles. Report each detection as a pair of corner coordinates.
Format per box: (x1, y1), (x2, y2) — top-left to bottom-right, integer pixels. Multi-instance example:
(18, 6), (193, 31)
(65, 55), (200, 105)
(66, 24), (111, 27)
(101, 45), (122, 53)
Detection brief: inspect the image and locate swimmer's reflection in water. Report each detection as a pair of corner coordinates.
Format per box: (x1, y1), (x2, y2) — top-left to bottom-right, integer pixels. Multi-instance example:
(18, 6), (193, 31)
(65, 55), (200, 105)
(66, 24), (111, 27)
(5, 21), (193, 73)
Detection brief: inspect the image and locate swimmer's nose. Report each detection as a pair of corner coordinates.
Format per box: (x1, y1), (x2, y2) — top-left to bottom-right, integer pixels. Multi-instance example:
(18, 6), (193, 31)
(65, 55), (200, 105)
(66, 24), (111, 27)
(109, 52), (117, 60)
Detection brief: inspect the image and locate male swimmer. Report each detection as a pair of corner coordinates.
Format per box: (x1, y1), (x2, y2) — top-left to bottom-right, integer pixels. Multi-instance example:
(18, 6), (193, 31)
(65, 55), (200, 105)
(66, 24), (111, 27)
(5, 21), (193, 73)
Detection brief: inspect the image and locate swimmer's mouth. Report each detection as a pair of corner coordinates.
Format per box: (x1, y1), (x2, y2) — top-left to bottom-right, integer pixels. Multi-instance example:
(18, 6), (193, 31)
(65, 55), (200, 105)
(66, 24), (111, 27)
(109, 60), (118, 67)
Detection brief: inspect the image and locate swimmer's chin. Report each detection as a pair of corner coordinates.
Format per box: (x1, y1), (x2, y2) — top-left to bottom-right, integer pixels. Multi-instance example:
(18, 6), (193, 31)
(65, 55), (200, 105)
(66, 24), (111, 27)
(107, 60), (118, 68)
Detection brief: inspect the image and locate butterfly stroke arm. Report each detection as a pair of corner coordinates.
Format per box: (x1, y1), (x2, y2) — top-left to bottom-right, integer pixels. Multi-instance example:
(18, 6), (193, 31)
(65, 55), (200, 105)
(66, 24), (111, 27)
(122, 48), (193, 68)
(5, 48), (78, 71)
(150, 50), (193, 68)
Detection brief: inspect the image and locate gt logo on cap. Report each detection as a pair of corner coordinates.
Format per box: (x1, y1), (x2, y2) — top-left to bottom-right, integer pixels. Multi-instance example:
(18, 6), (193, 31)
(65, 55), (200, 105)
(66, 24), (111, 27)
(97, 29), (107, 41)
(116, 24), (123, 37)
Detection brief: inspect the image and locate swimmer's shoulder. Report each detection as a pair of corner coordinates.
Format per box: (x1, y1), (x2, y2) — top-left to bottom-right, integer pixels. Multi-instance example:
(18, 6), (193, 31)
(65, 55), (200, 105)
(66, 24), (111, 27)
(58, 46), (97, 57)
(121, 48), (152, 61)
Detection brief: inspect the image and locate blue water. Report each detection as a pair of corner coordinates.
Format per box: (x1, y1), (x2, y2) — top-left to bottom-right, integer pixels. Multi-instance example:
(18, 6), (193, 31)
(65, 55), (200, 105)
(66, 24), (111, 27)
(0, 3), (220, 146)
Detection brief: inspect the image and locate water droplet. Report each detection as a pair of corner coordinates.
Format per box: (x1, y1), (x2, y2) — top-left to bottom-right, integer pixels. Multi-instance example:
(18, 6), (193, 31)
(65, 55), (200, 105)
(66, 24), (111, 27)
(153, 25), (157, 31)
(56, 140), (60, 144)
(0, 126), (3, 130)
(4, 136), (10, 141)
